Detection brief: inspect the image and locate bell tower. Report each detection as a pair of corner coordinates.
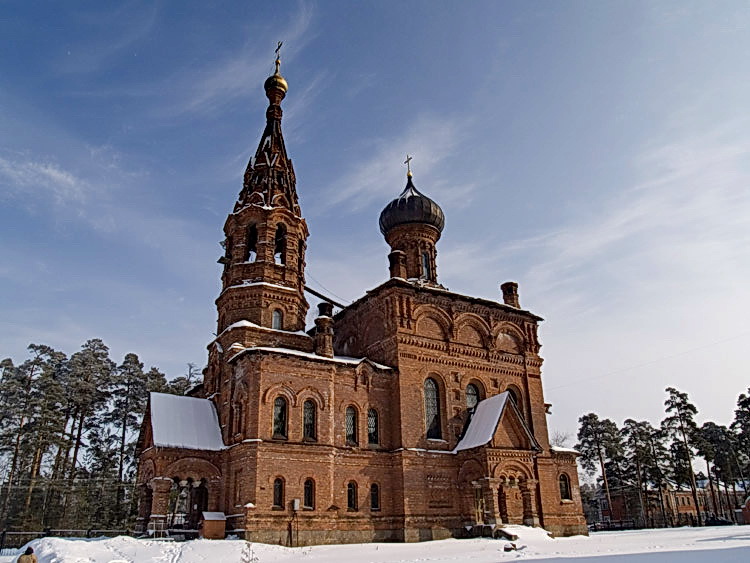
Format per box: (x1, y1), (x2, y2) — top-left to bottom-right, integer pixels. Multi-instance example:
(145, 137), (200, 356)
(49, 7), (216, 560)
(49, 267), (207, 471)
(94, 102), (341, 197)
(214, 48), (310, 349)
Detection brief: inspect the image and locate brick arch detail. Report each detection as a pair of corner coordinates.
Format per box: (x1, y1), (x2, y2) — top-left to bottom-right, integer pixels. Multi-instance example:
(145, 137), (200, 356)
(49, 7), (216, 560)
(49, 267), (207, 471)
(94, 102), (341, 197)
(164, 457), (221, 481)
(492, 460), (533, 481)
(262, 383), (297, 407)
(492, 322), (526, 351)
(454, 313), (491, 347)
(138, 458), (155, 485)
(413, 304), (451, 340)
(458, 458), (486, 485)
(296, 387), (327, 411)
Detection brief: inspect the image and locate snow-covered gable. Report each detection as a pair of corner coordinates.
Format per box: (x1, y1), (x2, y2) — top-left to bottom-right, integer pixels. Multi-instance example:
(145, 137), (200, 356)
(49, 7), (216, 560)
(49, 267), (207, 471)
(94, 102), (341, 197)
(149, 392), (225, 451)
(453, 392), (540, 453)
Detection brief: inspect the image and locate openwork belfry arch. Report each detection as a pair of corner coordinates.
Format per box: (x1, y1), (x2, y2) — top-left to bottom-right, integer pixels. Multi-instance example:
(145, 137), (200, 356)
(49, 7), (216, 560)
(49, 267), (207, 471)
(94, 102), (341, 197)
(424, 377), (441, 439)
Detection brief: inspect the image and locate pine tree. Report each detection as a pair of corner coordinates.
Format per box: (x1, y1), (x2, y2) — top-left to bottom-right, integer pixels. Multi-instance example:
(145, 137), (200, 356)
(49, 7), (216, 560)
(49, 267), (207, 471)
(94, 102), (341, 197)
(168, 362), (200, 395)
(575, 413), (622, 520)
(21, 345), (68, 526)
(731, 388), (750, 483)
(61, 339), (114, 521)
(662, 387), (702, 525)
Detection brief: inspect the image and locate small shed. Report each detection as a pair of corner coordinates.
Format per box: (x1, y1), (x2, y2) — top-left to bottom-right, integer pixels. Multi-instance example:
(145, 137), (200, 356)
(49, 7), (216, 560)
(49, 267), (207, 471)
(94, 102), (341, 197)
(200, 511), (226, 539)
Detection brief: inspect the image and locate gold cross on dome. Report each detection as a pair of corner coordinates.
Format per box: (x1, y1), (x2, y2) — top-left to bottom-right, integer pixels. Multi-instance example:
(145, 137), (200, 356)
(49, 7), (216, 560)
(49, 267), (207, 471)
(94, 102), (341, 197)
(404, 154), (413, 177)
(274, 41), (283, 72)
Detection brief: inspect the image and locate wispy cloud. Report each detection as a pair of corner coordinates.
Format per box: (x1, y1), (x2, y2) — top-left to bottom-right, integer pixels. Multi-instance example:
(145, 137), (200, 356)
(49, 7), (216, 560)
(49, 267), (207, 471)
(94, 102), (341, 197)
(160, 2), (315, 117)
(56, 3), (159, 74)
(317, 114), (472, 213)
(0, 154), (88, 205)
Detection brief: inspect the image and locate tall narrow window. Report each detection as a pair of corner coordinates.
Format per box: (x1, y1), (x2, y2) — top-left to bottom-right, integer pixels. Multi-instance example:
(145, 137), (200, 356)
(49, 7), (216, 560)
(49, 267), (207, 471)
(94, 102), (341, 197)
(347, 481), (358, 511)
(303, 400), (317, 441)
(421, 252), (431, 280)
(367, 409), (379, 445)
(303, 479), (315, 509)
(272, 309), (283, 330)
(424, 378), (441, 439)
(466, 384), (479, 411)
(345, 406), (358, 445)
(559, 474), (572, 500)
(274, 223), (287, 265)
(273, 396), (287, 439)
(370, 483), (380, 511)
(246, 224), (258, 262)
(273, 478), (284, 508)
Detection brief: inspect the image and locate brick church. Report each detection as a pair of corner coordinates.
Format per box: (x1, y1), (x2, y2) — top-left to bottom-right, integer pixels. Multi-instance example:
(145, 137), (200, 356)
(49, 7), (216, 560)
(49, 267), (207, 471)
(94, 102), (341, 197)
(136, 53), (587, 544)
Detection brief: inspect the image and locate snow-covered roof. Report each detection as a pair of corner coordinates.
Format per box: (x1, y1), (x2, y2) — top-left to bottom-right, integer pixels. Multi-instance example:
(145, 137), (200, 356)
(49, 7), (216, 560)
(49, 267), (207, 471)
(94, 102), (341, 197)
(453, 392), (541, 453)
(201, 511), (226, 521)
(454, 392), (510, 452)
(550, 446), (580, 454)
(149, 392), (225, 451)
(228, 345), (393, 371)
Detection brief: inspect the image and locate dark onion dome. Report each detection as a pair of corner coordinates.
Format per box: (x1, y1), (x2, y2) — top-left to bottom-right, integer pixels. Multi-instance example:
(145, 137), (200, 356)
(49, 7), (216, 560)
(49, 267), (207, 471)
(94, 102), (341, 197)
(379, 175), (445, 235)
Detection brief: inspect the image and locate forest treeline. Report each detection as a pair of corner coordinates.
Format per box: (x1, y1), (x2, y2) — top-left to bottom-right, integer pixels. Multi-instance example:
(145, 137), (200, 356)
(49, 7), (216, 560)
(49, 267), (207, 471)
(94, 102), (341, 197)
(575, 386), (750, 526)
(0, 340), (199, 531)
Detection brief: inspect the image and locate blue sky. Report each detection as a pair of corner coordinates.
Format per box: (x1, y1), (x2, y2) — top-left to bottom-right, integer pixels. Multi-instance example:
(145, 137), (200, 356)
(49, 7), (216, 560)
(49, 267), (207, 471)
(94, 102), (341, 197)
(2, 1), (749, 438)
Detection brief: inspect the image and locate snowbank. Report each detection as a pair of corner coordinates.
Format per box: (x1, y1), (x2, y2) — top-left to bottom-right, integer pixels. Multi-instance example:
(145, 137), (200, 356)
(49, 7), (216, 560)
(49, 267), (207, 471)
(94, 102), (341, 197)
(2, 525), (749, 563)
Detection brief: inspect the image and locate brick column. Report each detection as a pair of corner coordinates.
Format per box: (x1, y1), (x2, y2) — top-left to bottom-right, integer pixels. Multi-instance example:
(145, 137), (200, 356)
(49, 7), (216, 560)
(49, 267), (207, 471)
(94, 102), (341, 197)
(149, 477), (174, 533)
(521, 479), (540, 527)
(135, 484), (153, 533)
(497, 481), (508, 525)
(484, 478), (503, 525)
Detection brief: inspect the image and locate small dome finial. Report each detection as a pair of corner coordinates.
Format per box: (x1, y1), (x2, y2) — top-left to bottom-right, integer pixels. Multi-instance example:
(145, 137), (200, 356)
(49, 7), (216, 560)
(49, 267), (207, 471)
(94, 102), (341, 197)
(404, 154), (413, 178)
(264, 41), (288, 99)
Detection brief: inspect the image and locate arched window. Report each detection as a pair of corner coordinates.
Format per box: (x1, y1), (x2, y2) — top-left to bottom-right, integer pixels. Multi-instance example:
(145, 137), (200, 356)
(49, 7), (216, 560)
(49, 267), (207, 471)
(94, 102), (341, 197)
(272, 309), (283, 330)
(303, 478), (315, 509)
(274, 223), (287, 265)
(345, 406), (358, 445)
(303, 400), (317, 441)
(559, 474), (572, 500)
(466, 383), (479, 411)
(421, 252), (431, 280)
(347, 481), (358, 511)
(273, 478), (284, 508)
(246, 224), (258, 262)
(424, 378), (442, 439)
(370, 483), (380, 511)
(367, 409), (379, 445)
(273, 396), (287, 439)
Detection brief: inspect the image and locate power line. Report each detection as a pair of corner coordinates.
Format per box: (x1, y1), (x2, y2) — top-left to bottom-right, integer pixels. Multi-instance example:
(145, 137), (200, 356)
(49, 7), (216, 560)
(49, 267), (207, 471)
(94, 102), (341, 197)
(548, 330), (750, 391)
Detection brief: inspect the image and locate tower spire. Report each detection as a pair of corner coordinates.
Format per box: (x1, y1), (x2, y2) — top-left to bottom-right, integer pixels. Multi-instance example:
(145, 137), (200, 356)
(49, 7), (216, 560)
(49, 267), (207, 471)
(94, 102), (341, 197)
(236, 41), (299, 216)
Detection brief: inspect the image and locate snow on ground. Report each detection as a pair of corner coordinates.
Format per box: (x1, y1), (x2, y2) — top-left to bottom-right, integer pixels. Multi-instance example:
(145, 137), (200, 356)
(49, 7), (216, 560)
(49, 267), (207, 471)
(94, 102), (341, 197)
(0, 525), (748, 563)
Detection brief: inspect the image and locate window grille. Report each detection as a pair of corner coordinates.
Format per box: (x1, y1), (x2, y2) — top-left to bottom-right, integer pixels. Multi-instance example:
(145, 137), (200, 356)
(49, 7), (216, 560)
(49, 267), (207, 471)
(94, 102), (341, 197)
(273, 478), (284, 507)
(273, 397), (287, 438)
(424, 378), (441, 439)
(367, 409), (379, 445)
(370, 483), (380, 511)
(272, 309), (283, 330)
(346, 406), (358, 445)
(347, 482), (358, 511)
(559, 474), (572, 500)
(466, 384), (479, 410)
(303, 400), (316, 440)
(303, 479), (315, 509)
